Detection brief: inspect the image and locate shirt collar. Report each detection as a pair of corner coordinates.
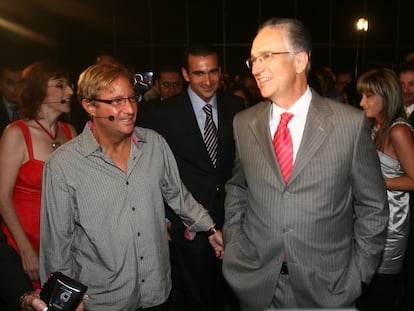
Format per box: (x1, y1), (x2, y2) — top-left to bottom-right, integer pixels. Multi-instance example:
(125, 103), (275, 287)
(187, 85), (217, 112)
(81, 121), (145, 156)
(271, 86), (312, 119)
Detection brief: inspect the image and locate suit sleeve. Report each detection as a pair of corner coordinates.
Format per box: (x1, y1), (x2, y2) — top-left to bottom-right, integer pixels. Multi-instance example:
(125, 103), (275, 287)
(351, 114), (388, 284)
(223, 114), (248, 244)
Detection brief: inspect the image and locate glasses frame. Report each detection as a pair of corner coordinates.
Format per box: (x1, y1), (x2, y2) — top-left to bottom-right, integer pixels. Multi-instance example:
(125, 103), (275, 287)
(245, 51), (297, 69)
(90, 94), (142, 107)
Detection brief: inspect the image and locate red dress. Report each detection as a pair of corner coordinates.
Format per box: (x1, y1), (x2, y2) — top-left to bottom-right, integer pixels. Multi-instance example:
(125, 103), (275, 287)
(1, 120), (73, 289)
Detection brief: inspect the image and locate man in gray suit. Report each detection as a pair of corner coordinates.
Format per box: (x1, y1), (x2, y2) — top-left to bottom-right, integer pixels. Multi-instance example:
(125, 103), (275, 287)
(222, 18), (388, 311)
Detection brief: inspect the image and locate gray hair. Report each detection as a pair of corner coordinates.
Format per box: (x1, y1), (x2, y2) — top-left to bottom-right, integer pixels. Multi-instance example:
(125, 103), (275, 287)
(258, 18), (312, 72)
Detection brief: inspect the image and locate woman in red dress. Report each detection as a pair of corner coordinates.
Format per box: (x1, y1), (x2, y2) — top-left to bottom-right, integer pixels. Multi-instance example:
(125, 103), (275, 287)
(0, 62), (77, 290)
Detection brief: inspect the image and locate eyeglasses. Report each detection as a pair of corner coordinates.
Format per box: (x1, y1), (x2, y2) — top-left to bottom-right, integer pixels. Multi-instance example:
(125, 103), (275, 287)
(91, 94), (142, 107)
(48, 81), (74, 90)
(160, 81), (183, 89)
(245, 51), (296, 69)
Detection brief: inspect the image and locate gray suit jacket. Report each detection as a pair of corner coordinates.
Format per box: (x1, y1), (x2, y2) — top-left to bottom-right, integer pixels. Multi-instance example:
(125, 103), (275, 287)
(222, 91), (388, 311)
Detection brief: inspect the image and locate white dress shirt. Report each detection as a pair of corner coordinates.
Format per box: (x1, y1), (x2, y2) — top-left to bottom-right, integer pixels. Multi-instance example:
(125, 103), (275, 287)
(269, 86), (312, 163)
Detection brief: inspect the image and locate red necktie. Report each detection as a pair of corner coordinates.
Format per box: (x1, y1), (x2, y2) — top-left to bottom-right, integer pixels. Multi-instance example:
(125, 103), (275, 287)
(273, 112), (294, 184)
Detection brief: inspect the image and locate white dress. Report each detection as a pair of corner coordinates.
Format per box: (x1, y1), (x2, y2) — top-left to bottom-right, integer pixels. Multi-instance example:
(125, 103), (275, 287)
(376, 119), (411, 274)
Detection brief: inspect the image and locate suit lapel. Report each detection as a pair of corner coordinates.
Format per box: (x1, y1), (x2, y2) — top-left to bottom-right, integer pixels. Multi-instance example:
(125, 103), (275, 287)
(248, 102), (282, 180)
(289, 95), (333, 184)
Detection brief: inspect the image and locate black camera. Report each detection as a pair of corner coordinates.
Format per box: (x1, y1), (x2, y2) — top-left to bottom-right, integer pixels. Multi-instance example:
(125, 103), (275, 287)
(40, 272), (88, 311)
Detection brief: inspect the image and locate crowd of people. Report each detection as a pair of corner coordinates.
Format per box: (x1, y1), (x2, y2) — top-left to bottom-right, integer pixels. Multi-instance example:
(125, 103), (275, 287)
(0, 16), (414, 311)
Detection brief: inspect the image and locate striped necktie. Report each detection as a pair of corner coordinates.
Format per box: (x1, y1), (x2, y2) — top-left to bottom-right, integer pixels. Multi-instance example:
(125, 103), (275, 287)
(273, 112), (294, 184)
(203, 104), (218, 167)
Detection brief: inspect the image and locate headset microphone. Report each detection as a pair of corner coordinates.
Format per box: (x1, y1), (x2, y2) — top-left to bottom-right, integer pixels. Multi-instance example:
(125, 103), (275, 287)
(94, 115), (115, 121)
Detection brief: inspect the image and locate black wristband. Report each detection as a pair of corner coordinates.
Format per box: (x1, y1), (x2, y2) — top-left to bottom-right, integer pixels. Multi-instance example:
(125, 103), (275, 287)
(206, 226), (218, 236)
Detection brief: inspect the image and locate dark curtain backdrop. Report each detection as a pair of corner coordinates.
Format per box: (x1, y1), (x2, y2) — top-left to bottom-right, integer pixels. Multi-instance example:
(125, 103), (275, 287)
(0, 0), (412, 81)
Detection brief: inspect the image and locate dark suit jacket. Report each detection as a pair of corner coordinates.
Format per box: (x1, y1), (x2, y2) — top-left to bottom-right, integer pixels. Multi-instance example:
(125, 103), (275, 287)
(137, 91), (244, 229)
(0, 97), (12, 136)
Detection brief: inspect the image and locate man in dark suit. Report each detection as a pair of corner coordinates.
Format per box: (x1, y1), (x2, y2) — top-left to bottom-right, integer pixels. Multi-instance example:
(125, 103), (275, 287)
(0, 63), (22, 135)
(137, 43), (244, 311)
(222, 18), (388, 311)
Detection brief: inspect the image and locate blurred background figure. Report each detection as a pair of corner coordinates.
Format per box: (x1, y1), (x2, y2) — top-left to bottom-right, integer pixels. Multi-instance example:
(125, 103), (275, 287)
(240, 73), (262, 104)
(0, 62), (76, 292)
(95, 51), (119, 65)
(406, 52), (414, 63)
(219, 72), (233, 92)
(230, 83), (253, 108)
(0, 62), (24, 134)
(356, 67), (414, 311)
(342, 81), (361, 108)
(314, 66), (340, 100)
(334, 70), (354, 103)
(399, 62), (414, 128)
(144, 63), (185, 102)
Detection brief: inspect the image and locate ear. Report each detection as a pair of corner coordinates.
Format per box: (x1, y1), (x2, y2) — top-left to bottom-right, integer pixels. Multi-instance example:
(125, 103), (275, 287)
(181, 67), (190, 83)
(295, 52), (309, 74)
(82, 99), (96, 117)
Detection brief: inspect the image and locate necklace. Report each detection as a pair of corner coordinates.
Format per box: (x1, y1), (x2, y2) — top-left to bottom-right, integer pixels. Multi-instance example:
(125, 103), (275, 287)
(34, 119), (61, 149)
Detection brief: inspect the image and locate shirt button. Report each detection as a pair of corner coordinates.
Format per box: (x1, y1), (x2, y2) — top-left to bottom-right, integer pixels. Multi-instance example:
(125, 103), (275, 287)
(140, 256), (144, 260)
(126, 181), (129, 185)
(137, 232), (141, 236)
(132, 207), (136, 211)
(141, 279), (145, 283)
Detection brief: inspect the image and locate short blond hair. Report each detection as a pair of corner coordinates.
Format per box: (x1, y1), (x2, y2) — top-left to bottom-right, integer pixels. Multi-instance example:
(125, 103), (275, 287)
(77, 63), (134, 103)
